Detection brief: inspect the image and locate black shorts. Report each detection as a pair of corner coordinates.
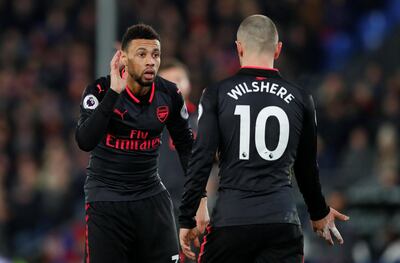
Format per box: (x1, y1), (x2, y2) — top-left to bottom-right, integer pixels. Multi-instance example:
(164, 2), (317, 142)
(198, 223), (303, 263)
(84, 191), (180, 263)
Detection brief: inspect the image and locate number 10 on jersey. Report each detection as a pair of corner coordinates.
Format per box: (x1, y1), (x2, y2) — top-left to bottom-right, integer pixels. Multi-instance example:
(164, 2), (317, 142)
(234, 105), (289, 161)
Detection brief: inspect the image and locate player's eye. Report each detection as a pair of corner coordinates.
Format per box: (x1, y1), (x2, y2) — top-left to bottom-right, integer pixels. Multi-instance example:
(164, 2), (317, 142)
(152, 53), (160, 59)
(137, 52), (146, 58)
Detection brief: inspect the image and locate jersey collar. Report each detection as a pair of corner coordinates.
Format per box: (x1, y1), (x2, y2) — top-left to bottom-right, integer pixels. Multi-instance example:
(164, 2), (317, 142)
(125, 82), (155, 104)
(238, 66), (281, 79)
(121, 68), (156, 104)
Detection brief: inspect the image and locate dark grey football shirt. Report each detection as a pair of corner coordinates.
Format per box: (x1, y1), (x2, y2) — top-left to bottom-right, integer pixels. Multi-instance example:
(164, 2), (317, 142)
(179, 67), (329, 228)
(75, 75), (193, 202)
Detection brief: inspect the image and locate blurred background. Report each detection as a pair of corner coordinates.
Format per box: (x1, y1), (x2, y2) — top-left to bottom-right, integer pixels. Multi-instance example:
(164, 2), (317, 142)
(0, 0), (400, 262)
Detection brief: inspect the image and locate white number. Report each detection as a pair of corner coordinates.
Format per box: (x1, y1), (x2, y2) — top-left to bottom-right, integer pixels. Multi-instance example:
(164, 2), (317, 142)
(171, 254), (179, 263)
(234, 105), (251, 160)
(234, 105), (289, 161)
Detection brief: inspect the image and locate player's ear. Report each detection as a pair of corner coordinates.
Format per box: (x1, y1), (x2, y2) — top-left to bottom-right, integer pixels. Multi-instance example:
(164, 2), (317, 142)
(235, 40), (244, 58)
(121, 49), (128, 66)
(274, 42), (282, 60)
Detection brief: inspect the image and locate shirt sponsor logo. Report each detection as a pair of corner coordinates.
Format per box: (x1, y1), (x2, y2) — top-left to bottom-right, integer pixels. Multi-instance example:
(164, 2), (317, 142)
(105, 134), (161, 151)
(83, 94), (99, 109)
(105, 129), (160, 151)
(157, 106), (169, 123)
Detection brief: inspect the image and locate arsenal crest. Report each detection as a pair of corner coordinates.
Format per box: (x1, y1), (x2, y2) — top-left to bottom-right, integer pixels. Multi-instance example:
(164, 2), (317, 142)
(157, 106), (169, 123)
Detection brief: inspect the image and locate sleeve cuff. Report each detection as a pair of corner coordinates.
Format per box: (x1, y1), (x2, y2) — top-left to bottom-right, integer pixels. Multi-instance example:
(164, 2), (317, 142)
(179, 216), (197, 229)
(309, 205), (330, 221)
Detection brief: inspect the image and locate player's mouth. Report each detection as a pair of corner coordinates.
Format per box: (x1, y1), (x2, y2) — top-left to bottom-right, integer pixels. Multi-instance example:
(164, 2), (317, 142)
(143, 69), (155, 81)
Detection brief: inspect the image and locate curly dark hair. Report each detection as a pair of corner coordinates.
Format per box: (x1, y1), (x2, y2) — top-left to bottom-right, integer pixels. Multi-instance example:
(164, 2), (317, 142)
(121, 23), (161, 51)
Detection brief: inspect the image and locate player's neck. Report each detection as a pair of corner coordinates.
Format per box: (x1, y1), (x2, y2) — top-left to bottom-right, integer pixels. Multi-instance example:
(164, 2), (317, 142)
(126, 77), (151, 96)
(240, 55), (275, 69)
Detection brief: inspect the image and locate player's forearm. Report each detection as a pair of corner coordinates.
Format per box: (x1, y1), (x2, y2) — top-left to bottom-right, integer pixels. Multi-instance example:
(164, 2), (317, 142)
(175, 136), (194, 174)
(75, 89), (119, 151)
(179, 149), (214, 228)
(294, 91), (329, 220)
(179, 190), (207, 229)
(294, 141), (329, 220)
(168, 122), (194, 174)
(294, 165), (330, 220)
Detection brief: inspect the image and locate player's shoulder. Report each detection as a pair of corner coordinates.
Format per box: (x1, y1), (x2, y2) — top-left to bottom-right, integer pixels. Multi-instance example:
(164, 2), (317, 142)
(215, 74), (239, 88)
(84, 75), (111, 98)
(80, 75), (111, 110)
(281, 78), (307, 92)
(278, 76), (313, 104)
(203, 76), (235, 94)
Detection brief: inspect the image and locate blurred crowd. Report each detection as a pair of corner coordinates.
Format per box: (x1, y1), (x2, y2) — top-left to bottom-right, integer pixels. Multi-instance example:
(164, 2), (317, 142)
(0, 0), (399, 262)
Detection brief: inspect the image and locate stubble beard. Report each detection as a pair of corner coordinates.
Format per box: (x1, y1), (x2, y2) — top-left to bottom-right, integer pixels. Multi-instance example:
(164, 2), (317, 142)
(129, 71), (153, 88)
(136, 76), (152, 88)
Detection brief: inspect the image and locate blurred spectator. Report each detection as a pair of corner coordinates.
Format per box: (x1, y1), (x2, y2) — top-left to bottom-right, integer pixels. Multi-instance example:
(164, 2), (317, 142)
(8, 154), (42, 256)
(336, 127), (374, 189)
(39, 137), (73, 226)
(374, 124), (399, 178)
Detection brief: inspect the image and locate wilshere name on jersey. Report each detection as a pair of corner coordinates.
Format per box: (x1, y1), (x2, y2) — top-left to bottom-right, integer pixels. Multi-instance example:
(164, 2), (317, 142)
(227, 80), (295, 104)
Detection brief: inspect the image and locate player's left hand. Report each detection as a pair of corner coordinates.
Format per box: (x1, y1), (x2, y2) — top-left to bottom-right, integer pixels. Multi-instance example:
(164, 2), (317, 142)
(195, 197), (209, 234)
(110, 50), (127, 94)
(179, 227), (201, 260)
(311, 207), (349, 245)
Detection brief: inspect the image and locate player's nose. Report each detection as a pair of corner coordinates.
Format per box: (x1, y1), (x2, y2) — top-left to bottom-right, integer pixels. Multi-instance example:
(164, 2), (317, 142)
(145, 55), (155, 67)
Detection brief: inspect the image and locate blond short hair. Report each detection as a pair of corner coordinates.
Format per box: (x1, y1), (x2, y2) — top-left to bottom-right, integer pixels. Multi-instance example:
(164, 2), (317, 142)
(237, 15), (279, 54)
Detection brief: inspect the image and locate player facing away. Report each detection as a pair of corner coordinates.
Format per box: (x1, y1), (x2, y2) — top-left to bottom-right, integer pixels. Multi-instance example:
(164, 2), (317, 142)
(179, 15), (349, 263)
(75, 24), (207, 262)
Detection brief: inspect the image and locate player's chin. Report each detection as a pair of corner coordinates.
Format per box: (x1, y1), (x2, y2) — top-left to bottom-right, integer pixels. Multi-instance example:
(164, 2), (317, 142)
(141, 76), (155, 86)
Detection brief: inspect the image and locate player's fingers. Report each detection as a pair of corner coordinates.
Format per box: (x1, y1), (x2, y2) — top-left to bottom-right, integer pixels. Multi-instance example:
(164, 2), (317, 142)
(330, 225), (344, 244)
(181, 229), (198, 258)
(179, 236), (189, 251)
(323, 229), (334, 246)
(194, 237), (201, 248)
(180, 237), (194, 258)
(332, 209), (350, 221)
(110, 50), (119, 67)
(110, 51), (121, 73)
(182, 247), (196, 260)
(120, 72), (127, 86)
(316, 230), (324, 238)
(197, 222), (206, 234)
(182, 243), (196, 261)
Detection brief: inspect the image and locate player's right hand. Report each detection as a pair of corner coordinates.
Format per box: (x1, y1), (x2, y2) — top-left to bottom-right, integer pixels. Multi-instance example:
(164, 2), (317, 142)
(311, 207), (349, 245)
(195, 197), (210, 234)
(110, 50), (126, 94)
(179, 227), (201, 260)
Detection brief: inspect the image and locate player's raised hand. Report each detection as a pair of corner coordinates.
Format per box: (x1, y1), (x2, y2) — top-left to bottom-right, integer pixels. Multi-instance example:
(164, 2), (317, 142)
(195, 197), (210, 234)
(311, 207), (349, 245)
(110, 50), (126, 94)
(179, 227), (201, 260)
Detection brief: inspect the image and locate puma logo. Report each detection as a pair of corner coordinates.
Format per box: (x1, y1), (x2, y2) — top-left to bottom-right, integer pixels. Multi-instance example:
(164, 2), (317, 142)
(96, 84), (104, 93)
(113, 108), (128, 120)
